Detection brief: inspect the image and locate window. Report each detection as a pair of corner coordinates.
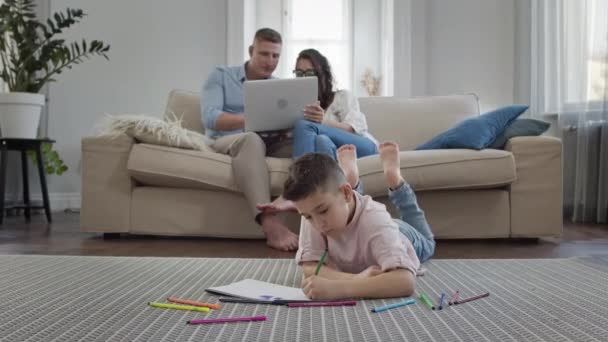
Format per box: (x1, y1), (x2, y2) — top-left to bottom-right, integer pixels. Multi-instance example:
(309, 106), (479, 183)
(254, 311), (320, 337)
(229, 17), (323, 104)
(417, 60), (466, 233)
(531, 0), (607, 115)
(280, 0), (352, 90)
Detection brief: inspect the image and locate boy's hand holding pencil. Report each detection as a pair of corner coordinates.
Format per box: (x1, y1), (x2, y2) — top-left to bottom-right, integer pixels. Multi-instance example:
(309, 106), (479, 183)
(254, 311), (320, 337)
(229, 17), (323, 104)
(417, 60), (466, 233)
(302, 249), (342, 300)
(302, 275), (341, 300)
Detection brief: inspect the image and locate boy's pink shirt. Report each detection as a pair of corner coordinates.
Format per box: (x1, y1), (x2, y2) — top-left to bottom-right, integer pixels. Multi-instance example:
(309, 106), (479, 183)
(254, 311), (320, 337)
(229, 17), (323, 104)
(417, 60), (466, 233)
(295, 191), (421, 275)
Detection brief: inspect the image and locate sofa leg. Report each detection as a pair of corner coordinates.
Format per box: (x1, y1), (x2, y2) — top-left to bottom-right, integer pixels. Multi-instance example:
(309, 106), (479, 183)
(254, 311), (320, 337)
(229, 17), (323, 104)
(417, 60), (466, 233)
(103, 233), (121, 240)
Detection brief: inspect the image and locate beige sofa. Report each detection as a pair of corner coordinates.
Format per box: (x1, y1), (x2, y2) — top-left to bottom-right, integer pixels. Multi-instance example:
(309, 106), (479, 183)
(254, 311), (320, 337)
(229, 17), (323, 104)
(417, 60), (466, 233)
(81, 90), (563, 239)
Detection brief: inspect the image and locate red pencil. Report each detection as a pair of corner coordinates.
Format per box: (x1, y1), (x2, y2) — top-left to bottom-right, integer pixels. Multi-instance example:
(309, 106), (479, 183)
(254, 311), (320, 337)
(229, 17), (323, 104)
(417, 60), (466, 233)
(448, 290), (460, 305)
(188, 316), (266, 325)
(287, 301), (356, 308)
(454, 292), (489, 305)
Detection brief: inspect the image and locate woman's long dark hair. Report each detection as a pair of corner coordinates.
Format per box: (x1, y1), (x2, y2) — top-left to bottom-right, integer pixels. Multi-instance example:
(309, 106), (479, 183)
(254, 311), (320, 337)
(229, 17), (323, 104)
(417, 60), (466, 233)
(296, 49), (335, 110)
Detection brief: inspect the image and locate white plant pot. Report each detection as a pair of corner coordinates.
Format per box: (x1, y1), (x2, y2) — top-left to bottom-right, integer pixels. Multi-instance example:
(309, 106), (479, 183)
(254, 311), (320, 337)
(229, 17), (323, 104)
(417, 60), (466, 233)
(0, 92), (45, 138)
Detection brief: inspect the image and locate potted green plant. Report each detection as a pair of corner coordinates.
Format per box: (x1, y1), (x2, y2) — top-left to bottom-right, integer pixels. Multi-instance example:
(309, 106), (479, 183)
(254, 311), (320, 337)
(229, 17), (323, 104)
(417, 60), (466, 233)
(0, 0), (110, 174)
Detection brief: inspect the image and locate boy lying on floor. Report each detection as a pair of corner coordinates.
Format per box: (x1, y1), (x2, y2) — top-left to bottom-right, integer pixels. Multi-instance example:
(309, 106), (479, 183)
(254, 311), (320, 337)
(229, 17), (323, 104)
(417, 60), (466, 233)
(283, 142), (435, 300)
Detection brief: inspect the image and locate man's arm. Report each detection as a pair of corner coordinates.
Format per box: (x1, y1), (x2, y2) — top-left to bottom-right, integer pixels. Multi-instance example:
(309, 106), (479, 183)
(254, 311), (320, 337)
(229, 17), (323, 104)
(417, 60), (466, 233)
(215, 112), (245, 131)
(201, 69), (245, 131)
(302, 269), (415, 300)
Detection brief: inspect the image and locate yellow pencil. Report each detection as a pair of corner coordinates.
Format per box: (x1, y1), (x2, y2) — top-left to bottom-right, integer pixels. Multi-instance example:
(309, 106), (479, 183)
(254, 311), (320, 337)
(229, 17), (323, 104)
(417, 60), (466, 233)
(148, 302), (210, 313)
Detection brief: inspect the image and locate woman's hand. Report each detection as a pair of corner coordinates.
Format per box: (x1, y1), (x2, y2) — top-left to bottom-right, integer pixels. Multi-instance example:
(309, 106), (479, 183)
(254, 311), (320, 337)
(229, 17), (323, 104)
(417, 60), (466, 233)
(303, 101), (325, 123)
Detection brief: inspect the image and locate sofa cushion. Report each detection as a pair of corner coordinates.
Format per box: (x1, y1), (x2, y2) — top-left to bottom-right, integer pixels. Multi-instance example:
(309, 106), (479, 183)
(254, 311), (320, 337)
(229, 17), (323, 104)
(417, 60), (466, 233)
(127, 144), (295, 196)
(360, 94), (480, 150)
(164, 89), (204, 134)
(128, 144), (236, 192)
(127, 143), (516, 198)
(356, 149), (517, 197)
(416, 105), (529, 150)
(488, 118), (551, 149)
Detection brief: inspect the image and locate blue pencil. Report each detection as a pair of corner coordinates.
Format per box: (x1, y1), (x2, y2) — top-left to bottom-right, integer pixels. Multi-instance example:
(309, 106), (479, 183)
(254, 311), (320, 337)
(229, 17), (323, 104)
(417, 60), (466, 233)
(371, 299), (416, 313)
(438, 293), (445, 310)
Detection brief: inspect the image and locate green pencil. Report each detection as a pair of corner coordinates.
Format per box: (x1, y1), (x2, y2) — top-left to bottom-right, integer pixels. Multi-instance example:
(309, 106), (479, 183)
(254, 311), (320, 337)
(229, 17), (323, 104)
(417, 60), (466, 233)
(419, 293), (435, 310)
(314, 249), (328, 275)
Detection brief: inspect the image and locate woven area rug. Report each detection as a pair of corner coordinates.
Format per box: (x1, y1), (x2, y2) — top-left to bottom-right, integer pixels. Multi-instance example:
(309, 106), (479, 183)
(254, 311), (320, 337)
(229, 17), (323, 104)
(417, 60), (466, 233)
(0, 255), (607, 342)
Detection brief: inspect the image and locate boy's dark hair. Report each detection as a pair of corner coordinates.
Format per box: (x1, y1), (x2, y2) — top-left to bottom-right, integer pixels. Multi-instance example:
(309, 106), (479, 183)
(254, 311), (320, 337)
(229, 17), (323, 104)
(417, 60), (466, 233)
(283, 153), (347, 202)
(254, 28), (282, 44)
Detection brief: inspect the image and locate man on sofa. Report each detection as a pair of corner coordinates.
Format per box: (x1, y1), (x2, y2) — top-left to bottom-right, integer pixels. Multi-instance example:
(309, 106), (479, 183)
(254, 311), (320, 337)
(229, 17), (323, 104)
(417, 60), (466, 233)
(201, 28), (298, 251)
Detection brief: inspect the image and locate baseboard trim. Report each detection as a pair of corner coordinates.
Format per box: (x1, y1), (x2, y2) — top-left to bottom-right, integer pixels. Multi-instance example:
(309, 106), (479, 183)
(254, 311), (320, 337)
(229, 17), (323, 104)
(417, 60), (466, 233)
(3, 193), (81, 212)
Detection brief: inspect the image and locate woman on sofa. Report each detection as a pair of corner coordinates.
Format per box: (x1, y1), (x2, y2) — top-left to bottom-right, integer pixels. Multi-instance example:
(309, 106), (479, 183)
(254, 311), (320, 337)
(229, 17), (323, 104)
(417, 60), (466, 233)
(291, 49), (378, 160)
(257, 49), (378, 215)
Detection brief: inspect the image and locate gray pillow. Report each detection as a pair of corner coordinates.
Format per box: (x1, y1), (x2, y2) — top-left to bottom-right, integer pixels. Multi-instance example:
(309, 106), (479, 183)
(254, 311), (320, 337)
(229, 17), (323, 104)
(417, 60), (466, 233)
(489, 118), (551, 149)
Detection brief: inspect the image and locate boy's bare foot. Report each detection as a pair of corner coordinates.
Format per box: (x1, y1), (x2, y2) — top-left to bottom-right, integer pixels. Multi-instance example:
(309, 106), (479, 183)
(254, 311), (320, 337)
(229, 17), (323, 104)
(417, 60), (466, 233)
(336, 144), (359, 188)
(379, 141), (405, 189)
(256, 196), (297, 215)
(260, 214), (299, 251)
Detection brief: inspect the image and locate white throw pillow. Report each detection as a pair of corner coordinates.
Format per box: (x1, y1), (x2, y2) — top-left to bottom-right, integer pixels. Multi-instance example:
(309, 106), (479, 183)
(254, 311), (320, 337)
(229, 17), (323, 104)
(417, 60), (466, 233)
(97, 113), (213, 152)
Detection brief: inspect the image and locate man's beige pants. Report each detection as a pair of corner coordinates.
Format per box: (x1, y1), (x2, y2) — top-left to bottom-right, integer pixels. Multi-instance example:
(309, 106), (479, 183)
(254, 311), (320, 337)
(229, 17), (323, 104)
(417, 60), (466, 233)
(212, 132), (292, 221)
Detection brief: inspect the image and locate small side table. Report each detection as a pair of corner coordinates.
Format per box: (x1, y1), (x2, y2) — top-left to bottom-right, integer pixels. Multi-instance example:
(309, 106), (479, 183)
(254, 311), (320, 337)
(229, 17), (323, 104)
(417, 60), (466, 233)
(0, 138), (54, 224)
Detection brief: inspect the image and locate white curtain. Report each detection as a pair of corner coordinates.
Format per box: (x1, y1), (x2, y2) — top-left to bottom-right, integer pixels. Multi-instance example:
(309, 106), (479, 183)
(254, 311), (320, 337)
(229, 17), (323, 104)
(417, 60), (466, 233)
(531, 0), (608, 223)
(0, 0), (5, 92)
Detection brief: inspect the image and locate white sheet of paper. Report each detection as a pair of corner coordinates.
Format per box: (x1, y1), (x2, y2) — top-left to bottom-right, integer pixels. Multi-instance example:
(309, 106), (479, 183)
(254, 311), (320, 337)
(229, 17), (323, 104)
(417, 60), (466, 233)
(206, 279), (310, 301)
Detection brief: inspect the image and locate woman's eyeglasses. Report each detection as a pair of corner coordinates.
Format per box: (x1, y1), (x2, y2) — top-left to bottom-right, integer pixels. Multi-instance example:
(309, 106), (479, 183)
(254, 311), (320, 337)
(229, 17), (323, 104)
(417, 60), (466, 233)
(293, 69), (317, 78)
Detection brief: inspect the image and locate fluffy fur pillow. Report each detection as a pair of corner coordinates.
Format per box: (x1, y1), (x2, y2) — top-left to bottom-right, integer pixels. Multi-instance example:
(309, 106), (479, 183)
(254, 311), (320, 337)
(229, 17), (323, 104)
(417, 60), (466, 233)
(98, 114), (213, 152)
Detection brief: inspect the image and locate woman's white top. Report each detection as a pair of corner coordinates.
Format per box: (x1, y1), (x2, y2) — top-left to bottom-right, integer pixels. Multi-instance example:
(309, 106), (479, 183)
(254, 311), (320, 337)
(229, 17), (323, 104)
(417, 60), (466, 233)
(324, 90), (378, 146)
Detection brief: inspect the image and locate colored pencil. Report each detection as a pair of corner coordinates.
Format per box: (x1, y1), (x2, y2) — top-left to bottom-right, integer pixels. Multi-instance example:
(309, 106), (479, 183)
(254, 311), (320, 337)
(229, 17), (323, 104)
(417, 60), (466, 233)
(371, 299), (415, 313)
(454, 292), (490, 305)
(418, 293), (435, 310)
(288, 301), (357, 308)
(188, 316), (267, 325)
(448, 290), (460, 306)
(315, 249), (328, 275)
(167, 297), (220, 310)
(148, 302), (209, 313)
(438, 293), (445, 310)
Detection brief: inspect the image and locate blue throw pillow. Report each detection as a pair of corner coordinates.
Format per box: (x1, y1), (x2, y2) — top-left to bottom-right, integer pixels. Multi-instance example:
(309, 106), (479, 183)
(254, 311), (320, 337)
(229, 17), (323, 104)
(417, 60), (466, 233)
(415, 105), (529, 150)
(488, 118), (550, 149)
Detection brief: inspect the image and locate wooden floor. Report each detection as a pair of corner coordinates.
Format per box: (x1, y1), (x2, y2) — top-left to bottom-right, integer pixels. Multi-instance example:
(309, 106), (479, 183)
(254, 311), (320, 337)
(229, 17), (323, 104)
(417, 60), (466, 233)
(1, 212), (607, 259)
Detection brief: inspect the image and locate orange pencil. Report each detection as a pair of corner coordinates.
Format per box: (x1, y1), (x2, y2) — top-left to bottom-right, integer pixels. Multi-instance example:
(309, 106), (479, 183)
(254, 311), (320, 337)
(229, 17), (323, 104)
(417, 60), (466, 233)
(167, 297), (220, 310)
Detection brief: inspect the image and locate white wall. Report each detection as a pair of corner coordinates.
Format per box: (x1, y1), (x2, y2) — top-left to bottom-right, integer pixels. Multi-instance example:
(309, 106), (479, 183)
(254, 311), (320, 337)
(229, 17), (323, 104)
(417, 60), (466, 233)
(393, 0), (412, 98)
(426, 0), (515, 111)
(42, 0), (227, 206)
(400, 0), (517, 112)
(353, 0), (382, 97)
(409, 0), (428, 97)
(227, 0), (247, 66)
(514, 0), (531, 107)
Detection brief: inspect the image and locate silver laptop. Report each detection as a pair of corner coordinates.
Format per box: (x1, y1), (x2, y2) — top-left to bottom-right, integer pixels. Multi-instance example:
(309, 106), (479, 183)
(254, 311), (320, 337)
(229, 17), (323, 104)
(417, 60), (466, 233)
(244, 77), (318, 132)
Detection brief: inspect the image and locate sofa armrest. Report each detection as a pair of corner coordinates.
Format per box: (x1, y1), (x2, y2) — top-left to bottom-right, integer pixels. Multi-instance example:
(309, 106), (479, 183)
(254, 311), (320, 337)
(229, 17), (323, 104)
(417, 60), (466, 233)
(505, 136), (563, 237)
(81, 134), (135, 233)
